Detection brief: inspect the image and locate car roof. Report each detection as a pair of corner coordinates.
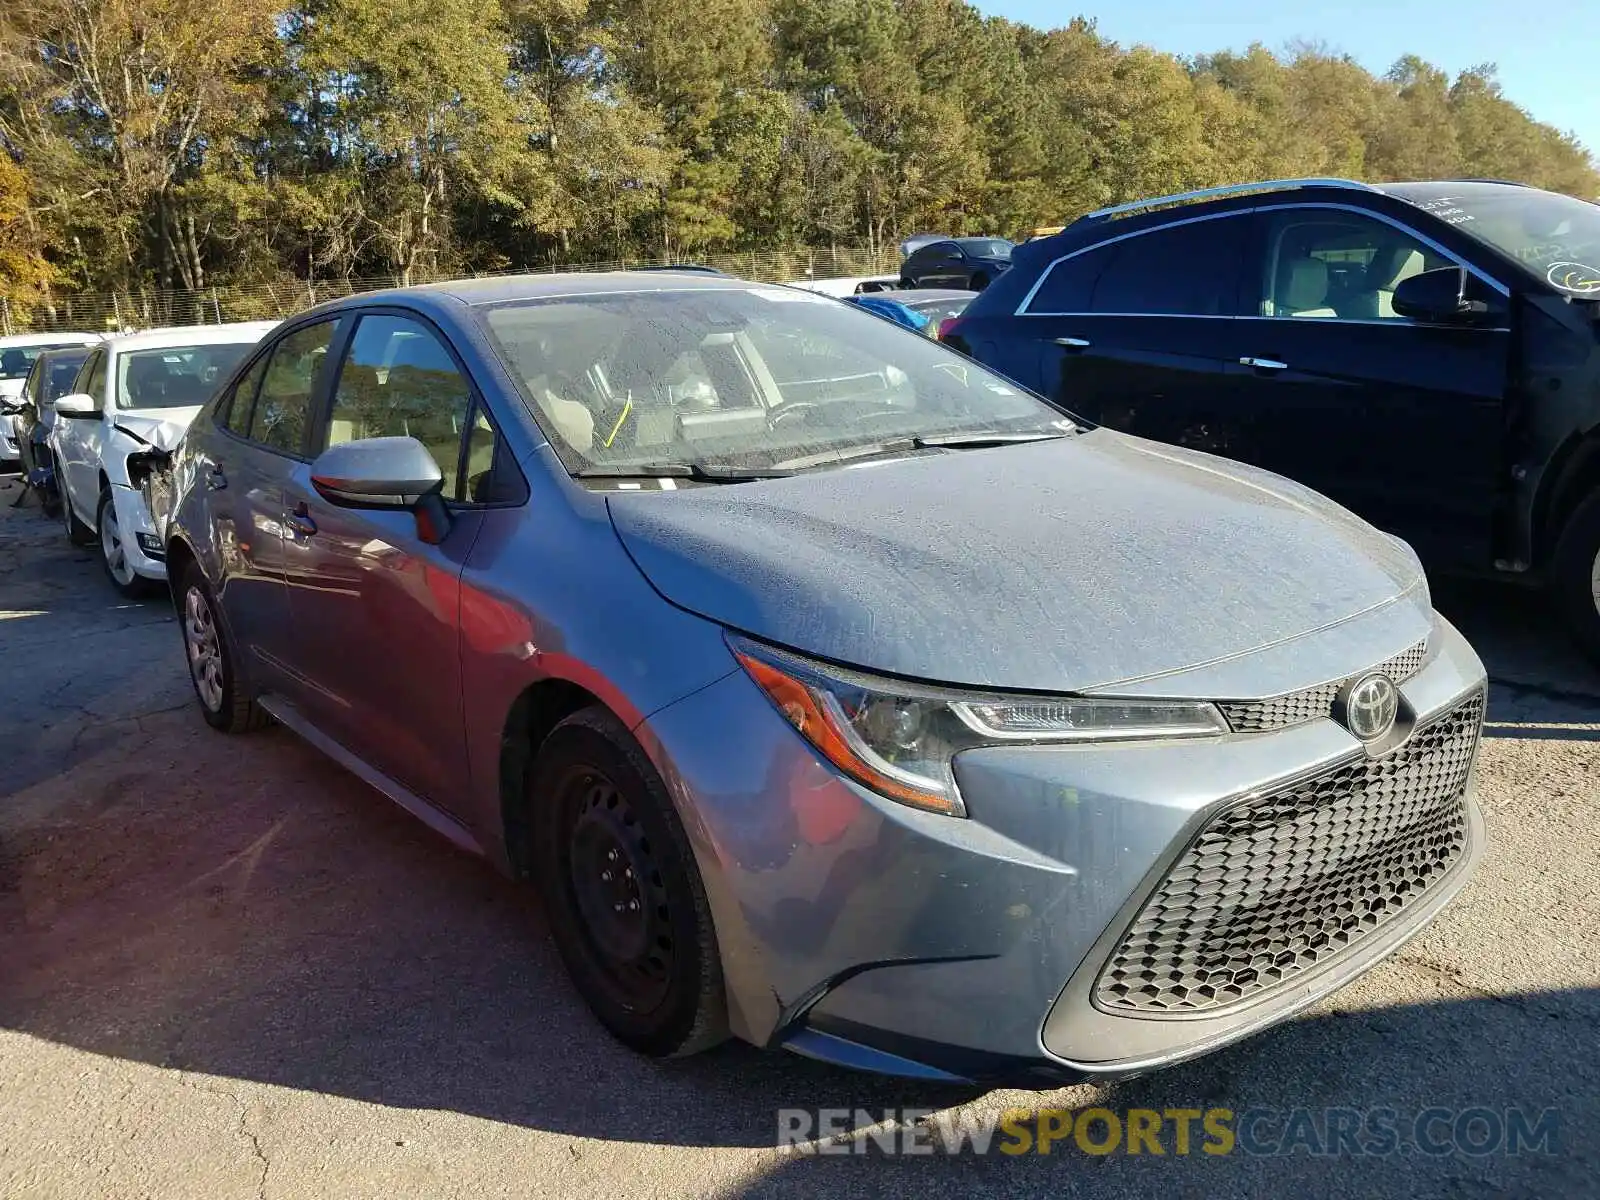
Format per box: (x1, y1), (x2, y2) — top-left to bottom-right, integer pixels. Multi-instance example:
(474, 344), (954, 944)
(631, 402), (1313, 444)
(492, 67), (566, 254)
(100, 321), (279, 353)
(353, 270), (769, 308)
(0, 331), (103, 349)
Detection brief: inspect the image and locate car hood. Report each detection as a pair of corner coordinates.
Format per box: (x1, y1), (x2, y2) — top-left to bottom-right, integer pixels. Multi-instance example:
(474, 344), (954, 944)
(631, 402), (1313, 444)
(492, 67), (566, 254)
(111, 407), (202, 453)
(605, 431), (1427, 694)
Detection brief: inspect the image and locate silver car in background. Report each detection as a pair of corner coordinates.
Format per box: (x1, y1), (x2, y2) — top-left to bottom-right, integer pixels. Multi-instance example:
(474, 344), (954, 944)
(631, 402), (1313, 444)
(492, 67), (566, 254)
(160, 272), (1487, 1083)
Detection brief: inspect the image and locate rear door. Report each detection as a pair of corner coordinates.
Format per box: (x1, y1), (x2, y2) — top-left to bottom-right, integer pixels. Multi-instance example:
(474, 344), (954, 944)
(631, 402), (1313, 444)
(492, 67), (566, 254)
(1026, 213), (1254, 452)
(1230, 204), (1511, 568)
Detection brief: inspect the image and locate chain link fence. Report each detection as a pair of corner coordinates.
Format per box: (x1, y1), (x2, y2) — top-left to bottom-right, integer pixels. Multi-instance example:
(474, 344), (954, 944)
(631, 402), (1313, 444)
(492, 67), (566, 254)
(1, 246), (904, 335)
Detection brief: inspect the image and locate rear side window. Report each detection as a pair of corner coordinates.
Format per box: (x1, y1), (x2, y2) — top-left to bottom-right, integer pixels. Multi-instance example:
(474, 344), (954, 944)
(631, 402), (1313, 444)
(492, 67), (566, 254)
(244, 322), (337, 454)
(1025, 216), (1247, 317)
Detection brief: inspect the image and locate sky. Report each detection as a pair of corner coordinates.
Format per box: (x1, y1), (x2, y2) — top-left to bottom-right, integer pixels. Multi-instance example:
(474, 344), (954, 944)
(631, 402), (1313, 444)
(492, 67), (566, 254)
(974, 0), (1600, 159)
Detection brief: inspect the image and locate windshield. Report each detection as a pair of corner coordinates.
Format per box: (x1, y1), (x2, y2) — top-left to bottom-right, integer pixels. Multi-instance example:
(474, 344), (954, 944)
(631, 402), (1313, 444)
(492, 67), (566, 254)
(1397, 184), (1600, 295)
(956, 238), (1013, 258)
(116, 343), (255, 410)
(479, 287), (1071, 474)
(0, 343), (89, 381)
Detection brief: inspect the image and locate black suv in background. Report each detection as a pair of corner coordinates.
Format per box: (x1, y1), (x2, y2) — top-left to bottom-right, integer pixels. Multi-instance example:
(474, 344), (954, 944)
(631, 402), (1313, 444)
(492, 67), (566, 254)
(899, 237), (1014, 290)
(946, 178), (1600, 656)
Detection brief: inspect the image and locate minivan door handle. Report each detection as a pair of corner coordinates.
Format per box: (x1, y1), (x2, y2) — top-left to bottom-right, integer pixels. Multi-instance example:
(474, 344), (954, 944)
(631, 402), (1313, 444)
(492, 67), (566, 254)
(1054, 337), (1092, 350)
(1239, 356), (1289, 371)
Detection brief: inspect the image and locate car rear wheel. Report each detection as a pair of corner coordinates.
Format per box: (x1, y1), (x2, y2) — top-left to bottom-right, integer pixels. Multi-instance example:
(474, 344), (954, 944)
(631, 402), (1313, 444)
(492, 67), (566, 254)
(98, 488), (154, 598)
(1552, 490), (1600, 664)
(530, 707), (728, 1058)
(179, 564), (270, 733)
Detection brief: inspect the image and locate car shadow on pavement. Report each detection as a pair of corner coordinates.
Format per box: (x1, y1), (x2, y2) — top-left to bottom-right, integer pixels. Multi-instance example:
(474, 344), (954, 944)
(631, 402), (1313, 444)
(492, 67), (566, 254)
(0, 709), (1595, 1187)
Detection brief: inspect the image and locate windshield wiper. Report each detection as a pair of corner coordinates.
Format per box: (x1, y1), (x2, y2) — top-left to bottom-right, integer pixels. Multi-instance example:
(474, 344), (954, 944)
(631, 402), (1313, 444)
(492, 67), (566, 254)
(771, 438), (919, 471)
(575, 462), (795, 484)
(911, 430), (1075, 450)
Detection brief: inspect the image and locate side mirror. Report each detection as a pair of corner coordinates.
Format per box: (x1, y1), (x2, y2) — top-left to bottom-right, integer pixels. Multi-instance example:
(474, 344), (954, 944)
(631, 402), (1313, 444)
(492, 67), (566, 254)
(1391, 266), (1490, 324)
(309, 436), (453, 545)
(54, 393), (99, 418)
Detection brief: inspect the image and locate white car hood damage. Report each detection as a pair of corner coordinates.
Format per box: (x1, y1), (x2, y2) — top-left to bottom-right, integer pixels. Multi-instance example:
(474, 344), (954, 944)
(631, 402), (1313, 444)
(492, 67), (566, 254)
(112, 408), (201, 454)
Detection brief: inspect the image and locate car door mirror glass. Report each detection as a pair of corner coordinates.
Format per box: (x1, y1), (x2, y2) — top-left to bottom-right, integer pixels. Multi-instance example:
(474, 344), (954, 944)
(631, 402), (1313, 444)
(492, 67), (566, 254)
(54, 393), (98, 417)
(1391, 266), (1486, 324)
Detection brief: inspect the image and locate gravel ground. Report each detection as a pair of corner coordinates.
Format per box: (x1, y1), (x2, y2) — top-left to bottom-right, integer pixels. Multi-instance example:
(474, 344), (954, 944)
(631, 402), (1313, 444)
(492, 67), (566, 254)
(0, 475), (1595, 1199)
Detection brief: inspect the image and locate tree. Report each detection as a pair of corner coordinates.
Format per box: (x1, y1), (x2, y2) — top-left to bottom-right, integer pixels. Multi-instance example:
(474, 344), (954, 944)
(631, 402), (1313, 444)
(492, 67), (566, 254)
(0, 154), (55, 320)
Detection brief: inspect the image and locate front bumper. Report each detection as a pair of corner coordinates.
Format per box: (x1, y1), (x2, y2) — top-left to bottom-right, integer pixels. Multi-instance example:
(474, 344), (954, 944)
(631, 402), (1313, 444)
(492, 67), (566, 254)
(0, 411), (18, 466)
(638, 615), (1487, 1085)
(110, 483), (169, 581)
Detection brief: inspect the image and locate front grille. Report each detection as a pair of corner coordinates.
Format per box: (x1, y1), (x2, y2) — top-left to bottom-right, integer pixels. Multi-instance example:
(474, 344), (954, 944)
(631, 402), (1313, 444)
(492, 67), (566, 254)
(1218, 639), (1429, 733)
(1095, 689), (1483, 1016)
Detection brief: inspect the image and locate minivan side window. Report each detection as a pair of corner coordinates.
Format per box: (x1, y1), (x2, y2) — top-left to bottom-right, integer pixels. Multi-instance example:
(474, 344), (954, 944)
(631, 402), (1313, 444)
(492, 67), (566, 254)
(1255, 209), (1454, 321)
(244, 321), (337, 454)
(324, 313), (499, 503)
(1024, 217), (1246, 317)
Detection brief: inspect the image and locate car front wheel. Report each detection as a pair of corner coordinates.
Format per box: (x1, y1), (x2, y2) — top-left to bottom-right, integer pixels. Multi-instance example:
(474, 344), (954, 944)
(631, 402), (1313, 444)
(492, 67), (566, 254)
(179, 564), (270, 733)
(98, 488), (154, 598)
(1552, 490), (1600, 664)
(530, 707), (728, 1058)
(62, 486), (94, 546)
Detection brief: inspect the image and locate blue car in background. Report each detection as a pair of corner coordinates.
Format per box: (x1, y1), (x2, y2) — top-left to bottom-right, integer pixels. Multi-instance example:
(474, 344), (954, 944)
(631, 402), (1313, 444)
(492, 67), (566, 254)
(846, 288), (974, 335)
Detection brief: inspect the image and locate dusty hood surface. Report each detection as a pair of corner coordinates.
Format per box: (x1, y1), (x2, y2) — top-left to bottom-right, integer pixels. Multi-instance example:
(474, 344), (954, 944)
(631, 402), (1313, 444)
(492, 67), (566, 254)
(606, 431), (1427, 694)
(112, 407), (202, 453)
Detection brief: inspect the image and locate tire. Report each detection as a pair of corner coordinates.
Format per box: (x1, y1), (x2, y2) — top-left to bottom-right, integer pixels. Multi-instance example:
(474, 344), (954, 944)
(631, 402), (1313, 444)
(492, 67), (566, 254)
(530, 707), (728, 1058)
(1552, 490), (1600, 664)
(62, 485), (94, 546)
(969, 271), (991, 291)
(177, 563), (270, 733)
(97, 488), (156, 598)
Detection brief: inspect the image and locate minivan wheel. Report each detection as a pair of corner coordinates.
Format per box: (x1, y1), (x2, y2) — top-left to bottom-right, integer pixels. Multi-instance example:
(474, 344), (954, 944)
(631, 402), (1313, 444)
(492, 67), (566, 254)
(1551, 490), (1600, 664)
(62, 488), (95, 546)
(179, 564), (270, 733)
(98, 488), (154, 598)
(530, 707), (728, 1058)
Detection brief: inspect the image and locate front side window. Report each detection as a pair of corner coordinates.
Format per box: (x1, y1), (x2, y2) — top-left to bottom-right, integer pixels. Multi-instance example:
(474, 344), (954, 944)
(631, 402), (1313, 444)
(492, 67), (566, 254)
(78, 350), (107, 403)
(480, 286), (1074, 475)
(326, 314), (476, 498)
(244, 323), (335, 453)
(116, 342), (257, 411)
(1256, 210), (1452, 321)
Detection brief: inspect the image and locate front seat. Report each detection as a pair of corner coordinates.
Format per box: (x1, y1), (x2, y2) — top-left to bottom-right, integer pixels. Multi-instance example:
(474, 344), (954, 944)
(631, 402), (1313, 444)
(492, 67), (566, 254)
(1275, 257), (1338, 318)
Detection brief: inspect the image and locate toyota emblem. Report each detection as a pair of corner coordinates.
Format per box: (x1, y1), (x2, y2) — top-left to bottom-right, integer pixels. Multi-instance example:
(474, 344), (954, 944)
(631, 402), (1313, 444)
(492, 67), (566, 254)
(1340, 673), (1399, 742)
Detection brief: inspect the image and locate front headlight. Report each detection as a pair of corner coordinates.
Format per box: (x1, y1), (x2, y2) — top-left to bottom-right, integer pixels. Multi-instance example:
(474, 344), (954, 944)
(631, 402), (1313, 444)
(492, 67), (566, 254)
(729, 636), (1228, 817)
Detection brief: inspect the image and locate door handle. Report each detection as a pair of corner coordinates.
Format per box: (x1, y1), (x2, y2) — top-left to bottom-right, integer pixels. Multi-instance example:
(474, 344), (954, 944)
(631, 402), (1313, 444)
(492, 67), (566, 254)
(1239, 357), (1289, 371)
(206, 465), (227, 490)
(286, 503), (317, 538)
(1054, 337), (1092, 349)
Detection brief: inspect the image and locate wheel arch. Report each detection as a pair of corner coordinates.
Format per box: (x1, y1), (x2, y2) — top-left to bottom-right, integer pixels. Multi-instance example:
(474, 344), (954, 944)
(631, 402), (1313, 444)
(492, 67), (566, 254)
(498, 677), (610, 879)
(1533, 431), (1600, 566)
(163, 534), (198, 610)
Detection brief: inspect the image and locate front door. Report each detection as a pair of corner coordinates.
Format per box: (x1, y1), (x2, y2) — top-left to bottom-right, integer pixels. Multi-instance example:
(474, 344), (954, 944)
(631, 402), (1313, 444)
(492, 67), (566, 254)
(55, 347), (107, 525)
(1026, 212), (1253, 454)
(1229, 206), (1511, 568)
(278, 310), (493, 813)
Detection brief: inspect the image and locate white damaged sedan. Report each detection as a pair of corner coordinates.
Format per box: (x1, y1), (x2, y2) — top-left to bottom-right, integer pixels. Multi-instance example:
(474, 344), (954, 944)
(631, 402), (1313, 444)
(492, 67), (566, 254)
(51, 322), (278, 595)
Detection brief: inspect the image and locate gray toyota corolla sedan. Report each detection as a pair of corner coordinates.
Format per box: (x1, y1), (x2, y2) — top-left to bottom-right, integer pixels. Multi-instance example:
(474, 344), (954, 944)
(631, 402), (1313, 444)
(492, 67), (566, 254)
(159, 271), (1487, 1084)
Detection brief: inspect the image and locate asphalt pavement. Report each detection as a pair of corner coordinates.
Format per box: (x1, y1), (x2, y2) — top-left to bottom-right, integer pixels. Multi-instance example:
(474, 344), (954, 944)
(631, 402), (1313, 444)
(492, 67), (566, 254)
(0, 475), (1595, 1199)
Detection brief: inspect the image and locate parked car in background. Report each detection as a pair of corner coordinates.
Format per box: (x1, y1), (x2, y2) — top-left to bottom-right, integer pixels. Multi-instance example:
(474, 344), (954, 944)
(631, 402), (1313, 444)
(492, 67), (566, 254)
(53, 322), (276, 595)
(899, 237), (1015, 290)
(0, 332), (103, 469)
(784, 274), (900, 297)
(161, 271), (1484, 1085)
(947, 177), (1600, 659)
(10, 345), (95, 512)
(845, 287), (973, 335)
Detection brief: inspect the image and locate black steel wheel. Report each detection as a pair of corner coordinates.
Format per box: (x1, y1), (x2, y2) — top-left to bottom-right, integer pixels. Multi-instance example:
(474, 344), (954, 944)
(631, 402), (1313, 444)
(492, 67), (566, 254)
(531, 707), (727, 1058)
